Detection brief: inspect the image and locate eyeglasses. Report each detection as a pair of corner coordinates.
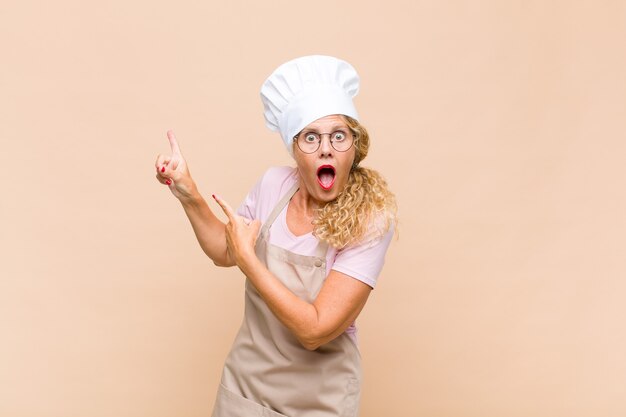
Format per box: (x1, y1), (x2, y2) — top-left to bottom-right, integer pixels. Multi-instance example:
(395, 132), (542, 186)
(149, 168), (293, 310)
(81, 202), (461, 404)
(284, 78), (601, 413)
(293, 130), (355, 154)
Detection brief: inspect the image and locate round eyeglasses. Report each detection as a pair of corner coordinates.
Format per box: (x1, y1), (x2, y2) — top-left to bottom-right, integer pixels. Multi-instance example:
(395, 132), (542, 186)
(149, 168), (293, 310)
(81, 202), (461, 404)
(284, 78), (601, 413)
(293, 130), (355, 154)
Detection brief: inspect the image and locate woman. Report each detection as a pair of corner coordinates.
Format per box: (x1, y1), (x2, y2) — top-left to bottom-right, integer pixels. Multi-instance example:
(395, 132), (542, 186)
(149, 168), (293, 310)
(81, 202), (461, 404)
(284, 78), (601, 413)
(155, 56), (397, 417)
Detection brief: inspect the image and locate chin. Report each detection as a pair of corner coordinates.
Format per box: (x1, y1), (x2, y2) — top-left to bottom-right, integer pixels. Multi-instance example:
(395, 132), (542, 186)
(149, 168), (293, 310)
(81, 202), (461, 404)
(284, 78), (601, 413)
(315, 181), (346, 203)
(317, 191), (339, 203)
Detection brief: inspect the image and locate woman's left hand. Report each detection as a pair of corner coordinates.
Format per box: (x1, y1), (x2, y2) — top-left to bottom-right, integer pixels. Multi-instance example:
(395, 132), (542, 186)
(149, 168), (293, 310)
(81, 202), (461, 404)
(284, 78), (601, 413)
(212, 194), (261, 266)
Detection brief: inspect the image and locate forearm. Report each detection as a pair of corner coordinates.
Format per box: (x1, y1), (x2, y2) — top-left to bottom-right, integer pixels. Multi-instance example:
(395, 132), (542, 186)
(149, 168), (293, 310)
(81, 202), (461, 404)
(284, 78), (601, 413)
(210, 194), (370, 350)
(179, 190), (233, 267)
(237, 254), (359, 350)
(240, 256), (320, 347)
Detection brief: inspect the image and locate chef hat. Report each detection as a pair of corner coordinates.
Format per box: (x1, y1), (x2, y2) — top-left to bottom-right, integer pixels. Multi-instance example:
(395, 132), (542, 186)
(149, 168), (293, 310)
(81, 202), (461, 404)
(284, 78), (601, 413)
(260, 55), (360, 155)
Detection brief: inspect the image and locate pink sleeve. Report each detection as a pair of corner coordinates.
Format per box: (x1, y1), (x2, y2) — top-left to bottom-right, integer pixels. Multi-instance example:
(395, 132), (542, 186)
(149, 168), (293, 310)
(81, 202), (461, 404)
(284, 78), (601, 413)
(236, 173), (263, 220)
(236, 166), (297, 222)
(331, 224), (395, 289)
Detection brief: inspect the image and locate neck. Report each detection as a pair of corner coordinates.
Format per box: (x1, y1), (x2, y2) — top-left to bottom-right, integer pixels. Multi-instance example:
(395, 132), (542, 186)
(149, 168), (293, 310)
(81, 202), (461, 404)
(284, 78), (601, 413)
(292, 180), (323, 217)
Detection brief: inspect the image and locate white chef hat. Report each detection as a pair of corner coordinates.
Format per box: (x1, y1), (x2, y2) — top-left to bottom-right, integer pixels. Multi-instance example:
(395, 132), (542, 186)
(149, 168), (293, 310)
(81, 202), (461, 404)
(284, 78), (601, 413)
(260, 55), (360, 156)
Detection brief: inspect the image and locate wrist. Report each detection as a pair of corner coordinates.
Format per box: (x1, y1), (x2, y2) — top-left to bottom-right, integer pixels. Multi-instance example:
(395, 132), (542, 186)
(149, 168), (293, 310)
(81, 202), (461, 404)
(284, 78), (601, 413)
(236, 248), (259, 273)
(178, 185), (202, 206)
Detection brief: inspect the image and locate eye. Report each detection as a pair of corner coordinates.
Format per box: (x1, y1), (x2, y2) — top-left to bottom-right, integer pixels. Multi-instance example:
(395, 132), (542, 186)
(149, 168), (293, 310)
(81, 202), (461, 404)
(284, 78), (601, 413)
(304, 133), (318, 143)
(332, 131), (346, 142)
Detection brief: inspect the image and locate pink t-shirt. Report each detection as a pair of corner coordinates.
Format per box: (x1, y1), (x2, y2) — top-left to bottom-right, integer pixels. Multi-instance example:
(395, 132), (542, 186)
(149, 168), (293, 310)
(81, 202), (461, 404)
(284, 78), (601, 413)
(236, 166), (394, 343)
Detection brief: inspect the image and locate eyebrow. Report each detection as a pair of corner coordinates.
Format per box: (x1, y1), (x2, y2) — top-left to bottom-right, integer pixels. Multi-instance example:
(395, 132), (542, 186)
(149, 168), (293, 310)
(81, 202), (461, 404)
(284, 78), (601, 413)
(303, 125), (349, 132)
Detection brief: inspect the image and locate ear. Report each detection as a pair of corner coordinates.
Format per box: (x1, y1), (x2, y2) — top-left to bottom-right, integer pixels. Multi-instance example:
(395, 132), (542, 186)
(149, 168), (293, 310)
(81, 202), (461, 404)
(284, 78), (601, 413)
(351, 159), (359, 171)
(351, 148), (361, 169)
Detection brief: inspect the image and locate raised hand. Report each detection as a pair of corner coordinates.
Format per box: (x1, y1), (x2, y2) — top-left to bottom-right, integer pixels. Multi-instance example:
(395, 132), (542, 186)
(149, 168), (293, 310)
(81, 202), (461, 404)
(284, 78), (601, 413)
(155, 130), (197, 201)
(212, 194), (261, 266)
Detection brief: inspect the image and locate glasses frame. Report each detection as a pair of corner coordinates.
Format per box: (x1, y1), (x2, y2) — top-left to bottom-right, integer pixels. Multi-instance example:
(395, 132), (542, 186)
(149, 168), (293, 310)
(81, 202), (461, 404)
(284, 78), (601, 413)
(293, 130), (356, 154)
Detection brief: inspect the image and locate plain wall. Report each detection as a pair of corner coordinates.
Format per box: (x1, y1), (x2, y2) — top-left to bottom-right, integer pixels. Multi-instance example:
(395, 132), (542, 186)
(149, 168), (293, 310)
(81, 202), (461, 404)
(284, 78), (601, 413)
(1, 1), (625, 416)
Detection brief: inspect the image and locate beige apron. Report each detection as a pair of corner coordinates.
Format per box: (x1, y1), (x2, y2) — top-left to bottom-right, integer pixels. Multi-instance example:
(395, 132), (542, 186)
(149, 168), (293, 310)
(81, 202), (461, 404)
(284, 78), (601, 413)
(212, 183), (362, 417)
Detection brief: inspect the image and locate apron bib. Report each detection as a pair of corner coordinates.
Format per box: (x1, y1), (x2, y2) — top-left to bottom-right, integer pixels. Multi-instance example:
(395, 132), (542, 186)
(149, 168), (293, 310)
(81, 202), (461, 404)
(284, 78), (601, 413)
(211, 183), (361, 417)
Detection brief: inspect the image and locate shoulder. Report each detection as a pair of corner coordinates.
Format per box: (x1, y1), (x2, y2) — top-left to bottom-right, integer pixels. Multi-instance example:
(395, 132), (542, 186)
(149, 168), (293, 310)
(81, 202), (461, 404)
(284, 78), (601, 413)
(237, 166), (297, 223)
(344, 215), (395, 252)
(256, 166), (298, 198)
(360, 214), (396, 248)
(259, 166), (298, 186)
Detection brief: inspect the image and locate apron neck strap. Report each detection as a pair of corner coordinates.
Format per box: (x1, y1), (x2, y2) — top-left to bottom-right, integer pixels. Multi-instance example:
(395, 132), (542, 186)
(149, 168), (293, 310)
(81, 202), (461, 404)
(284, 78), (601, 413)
(259, 180), (330, 260)
(260, 182), (299, 236)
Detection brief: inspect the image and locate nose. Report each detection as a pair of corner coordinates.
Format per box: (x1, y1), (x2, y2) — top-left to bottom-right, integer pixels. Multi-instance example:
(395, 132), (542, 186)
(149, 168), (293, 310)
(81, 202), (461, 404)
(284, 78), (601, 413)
(318, 134), (334, 156)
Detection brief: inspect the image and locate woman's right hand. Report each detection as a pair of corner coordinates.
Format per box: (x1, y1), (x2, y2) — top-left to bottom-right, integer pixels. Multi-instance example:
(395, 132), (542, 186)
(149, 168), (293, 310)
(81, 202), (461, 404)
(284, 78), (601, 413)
(155, 130), (197, 202)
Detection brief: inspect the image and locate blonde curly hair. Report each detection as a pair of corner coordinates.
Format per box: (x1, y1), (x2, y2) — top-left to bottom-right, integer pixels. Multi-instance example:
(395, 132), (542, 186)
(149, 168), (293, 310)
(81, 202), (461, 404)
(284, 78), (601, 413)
(309, 116), (398, 249)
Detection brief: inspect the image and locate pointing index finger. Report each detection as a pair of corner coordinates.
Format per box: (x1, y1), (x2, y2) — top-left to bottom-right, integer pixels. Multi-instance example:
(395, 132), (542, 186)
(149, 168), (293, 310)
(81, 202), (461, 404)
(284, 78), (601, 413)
(167, 130), (182, 156)
(212, 194), (236, 222)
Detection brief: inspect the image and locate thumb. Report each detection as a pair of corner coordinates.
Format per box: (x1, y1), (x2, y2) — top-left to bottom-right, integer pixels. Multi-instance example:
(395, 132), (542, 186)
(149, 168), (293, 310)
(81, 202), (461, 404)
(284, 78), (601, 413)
(160, 162), (178, 181)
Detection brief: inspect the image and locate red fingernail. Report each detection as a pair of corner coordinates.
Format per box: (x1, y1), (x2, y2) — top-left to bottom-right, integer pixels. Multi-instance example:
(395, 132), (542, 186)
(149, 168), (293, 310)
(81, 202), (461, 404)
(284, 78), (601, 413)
(161, 166), (165, 172)
(212, 194), (216, 200)
(166, 180), (171, 185)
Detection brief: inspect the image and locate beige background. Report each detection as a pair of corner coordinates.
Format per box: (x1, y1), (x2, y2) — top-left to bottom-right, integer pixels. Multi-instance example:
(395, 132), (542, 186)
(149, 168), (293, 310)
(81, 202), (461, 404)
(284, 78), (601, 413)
(1, 1), (625, 416)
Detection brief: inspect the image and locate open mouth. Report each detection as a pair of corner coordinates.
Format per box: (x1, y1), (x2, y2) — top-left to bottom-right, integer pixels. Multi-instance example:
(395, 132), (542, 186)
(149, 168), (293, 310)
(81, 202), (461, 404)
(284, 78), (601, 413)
(316, 165), (336, 190)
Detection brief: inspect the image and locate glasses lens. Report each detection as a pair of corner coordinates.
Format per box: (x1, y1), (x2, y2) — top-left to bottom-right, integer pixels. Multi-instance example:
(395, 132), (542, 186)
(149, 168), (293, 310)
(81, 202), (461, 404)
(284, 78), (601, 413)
(331, 131), (352, 152)
(297, 132), (320, 153)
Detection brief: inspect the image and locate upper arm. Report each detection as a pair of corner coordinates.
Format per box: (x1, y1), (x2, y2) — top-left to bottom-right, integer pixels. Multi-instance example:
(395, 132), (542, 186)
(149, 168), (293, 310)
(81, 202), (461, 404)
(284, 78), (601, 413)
(304, 224), (394, 348)
(307, 270), (372, 348)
